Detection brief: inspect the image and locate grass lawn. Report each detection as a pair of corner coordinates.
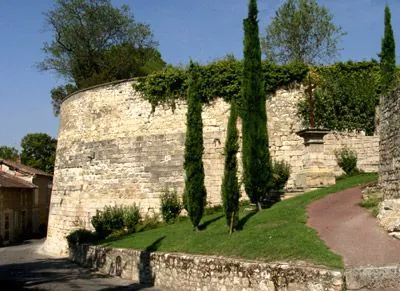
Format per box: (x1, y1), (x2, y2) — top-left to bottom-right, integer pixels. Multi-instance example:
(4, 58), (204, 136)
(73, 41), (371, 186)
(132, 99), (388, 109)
(102, 173), (378, 269)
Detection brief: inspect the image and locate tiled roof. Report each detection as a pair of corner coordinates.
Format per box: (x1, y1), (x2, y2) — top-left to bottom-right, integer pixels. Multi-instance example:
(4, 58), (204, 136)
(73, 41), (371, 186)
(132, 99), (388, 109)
(0, 160), (52, 177)
(0, 172), (37, 189)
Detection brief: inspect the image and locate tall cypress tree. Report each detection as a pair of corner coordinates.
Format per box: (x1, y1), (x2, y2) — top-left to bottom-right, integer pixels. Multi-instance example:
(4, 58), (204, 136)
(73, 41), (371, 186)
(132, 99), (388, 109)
(184, 61), (207, 229)
(221, 103), (240, 233)
(241, 0), (271, 211)
(380, 5), (396, 94)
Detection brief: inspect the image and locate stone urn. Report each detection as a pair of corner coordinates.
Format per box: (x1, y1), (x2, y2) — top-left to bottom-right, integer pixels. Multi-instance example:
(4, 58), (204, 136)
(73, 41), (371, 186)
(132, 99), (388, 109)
(295, 128), (335, 191)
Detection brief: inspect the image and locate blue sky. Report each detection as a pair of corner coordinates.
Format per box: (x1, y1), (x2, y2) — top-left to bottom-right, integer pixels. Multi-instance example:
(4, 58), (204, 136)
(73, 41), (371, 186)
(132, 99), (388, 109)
(0, 0), (398, 148)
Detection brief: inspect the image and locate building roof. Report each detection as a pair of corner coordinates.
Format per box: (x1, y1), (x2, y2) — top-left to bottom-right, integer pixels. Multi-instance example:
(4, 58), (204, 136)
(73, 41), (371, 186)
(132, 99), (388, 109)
(0, 160), (52, 177)
(0, 172), (37, 189)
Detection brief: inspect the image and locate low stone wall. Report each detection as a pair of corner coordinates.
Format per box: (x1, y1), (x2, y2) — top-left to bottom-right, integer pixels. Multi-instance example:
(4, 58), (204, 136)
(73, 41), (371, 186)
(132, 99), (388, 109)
(69, 244), (343, 291)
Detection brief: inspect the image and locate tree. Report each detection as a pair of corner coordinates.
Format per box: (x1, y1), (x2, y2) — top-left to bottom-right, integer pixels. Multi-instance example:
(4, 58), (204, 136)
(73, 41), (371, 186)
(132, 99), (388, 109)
(21, 133), (57, 174)
(183, 62), (207, 229)
(221, 103), (240, 233)
(261, 0), (345, 65)
(380, 5), (396, 94)
(0, 146), (19, 161)
(40, 0), (165, 115)
(241, 0), (271, 211)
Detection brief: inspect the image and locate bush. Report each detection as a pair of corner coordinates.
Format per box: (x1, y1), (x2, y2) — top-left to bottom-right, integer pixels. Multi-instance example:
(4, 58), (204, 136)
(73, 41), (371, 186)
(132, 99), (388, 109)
(335, 147), (358, 175)
(123, 205), (141, 232)
(270, 160), (291, 191)
(66, 229), (97, 245)
(140, 213), (162, 231)
(160, 189), (182, 223)
(263, 160), (291, 207)
(91, 204), (141, 239)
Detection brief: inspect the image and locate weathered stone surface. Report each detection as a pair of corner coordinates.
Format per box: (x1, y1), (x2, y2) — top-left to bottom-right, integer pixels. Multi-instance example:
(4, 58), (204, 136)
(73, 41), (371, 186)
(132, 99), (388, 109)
(44, 80), (379, 255)
(69, 244), (344, 291)
(345, 265), (400, 290)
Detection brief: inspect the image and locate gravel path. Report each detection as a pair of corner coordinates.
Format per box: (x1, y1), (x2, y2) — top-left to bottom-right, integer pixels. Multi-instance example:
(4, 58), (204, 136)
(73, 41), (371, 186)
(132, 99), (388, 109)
(307, 187), (400, 267)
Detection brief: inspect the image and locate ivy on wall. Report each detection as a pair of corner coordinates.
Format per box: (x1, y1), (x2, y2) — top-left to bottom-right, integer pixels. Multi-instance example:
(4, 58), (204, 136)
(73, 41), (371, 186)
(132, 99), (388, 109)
(133, 57), (308, 111)
(134, 58), (387, 135)
(298, 61), (381, 135)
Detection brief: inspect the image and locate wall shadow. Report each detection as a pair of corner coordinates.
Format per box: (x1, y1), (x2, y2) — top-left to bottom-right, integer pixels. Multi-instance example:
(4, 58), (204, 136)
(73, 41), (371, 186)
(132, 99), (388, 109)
(137, 236), (166, 287)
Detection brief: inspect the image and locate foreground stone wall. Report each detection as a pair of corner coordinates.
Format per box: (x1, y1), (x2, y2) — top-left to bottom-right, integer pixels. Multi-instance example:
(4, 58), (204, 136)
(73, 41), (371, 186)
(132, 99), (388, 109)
(44, 80), (379, 255)
(70, 244), (344, 291)
(379, 87), (400, 233)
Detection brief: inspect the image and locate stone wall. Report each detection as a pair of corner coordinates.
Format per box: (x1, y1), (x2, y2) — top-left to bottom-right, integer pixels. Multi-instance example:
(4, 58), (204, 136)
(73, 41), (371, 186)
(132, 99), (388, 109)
(70, 244), (344, 291)
(44, 80), (379, 255)
(378, 87), (400, 234)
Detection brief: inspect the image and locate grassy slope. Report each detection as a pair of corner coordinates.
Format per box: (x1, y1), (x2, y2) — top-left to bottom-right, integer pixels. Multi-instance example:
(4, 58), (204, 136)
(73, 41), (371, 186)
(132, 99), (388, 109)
(104, 173), (378, 269)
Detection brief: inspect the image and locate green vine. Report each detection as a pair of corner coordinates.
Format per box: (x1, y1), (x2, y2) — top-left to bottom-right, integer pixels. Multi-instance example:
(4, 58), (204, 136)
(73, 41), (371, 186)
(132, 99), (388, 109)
(298, 61), (381, 135)
(134, 57), (308, 111)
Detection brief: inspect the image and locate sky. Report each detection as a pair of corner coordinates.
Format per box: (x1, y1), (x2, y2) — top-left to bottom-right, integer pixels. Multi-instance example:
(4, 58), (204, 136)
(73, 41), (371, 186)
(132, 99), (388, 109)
(0, 0), (399, 149)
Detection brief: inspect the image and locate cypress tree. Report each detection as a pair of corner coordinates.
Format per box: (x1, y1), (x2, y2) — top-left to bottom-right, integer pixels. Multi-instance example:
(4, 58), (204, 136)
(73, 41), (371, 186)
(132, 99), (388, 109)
(221, 103), (240, 233)
(380, 5), (396, 94)
(241, 0), (271, 211)
(184, 61), (207, 229)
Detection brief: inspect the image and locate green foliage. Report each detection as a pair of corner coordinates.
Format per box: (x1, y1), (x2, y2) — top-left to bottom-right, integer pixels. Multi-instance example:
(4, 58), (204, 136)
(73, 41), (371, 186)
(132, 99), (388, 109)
(380, 5), (396, 94)
(160, 188), (183, 223)
(263, 160), (291, 206)
(0, 146), (19, 161)
(184, 62), (207, 229)
(50, 84), (78, 116)
(270, 160), (291, 191)
(66, 229), (97, 245)
(261, 0), (345, 65)
(20, 133), (57, 173)
(334, 147), (358, 176)
(139, 213), (162, 232)
(297, 61), (380, 135)
(91, 204), (141, 239)
(134, 58), (308, 111)
(359, 195), (382, 217)
(221, 104), (240, 232)
(241, 0), (271, 210)
(123, 205), (141, 232)
(40, 0), (164, 115)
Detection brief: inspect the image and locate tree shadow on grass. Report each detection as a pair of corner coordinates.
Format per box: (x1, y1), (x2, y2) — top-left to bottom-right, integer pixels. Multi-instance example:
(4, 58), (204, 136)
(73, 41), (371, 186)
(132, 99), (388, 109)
(198, 215), (224, 230)
(236, 211), (257, 231)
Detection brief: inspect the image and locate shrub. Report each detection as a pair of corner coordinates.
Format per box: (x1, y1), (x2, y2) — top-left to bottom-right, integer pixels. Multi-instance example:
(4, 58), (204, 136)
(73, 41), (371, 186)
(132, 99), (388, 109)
(270, 160), (291, 191)
(123, 205), (141, 232)
(66, 229), (97, 245)
(140, 213), (162, 231)
(91, 204), (141, 239)
(160, 188), (182, 223)
(264, 160), (291, 206)
(335, 147), (358, 175)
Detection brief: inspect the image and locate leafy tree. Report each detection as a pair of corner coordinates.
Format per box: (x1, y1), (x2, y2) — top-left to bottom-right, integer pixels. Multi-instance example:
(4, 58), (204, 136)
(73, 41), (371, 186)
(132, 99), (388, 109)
(21, 133), (57, 174)
(380, 5), (396, 94)
(261, 0), (345, 65)
(0, 146), (19, 161)
(221, 104), (240, 233)
(40, 0), (165, 115)
(183, 62), (206, 229)
(241, 0), (271, 211)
